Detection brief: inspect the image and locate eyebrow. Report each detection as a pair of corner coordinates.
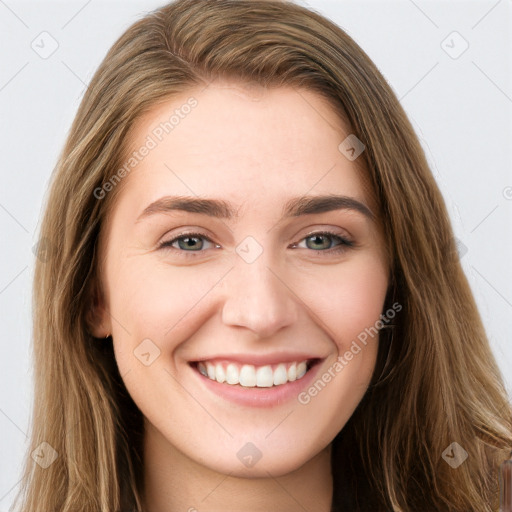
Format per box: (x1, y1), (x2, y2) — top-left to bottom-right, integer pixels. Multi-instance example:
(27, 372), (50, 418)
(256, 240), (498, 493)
(136, 194), (374, 222)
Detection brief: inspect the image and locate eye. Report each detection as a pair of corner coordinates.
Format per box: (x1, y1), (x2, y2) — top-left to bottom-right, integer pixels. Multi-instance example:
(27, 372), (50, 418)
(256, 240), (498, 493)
(158, 230), (354, 257)
(293, 231), (354, 255)
(158, 231), (219, 254)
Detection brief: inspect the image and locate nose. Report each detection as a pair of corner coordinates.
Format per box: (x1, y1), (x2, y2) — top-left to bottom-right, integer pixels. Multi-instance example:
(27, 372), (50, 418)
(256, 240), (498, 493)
(220, 254), (299, 339)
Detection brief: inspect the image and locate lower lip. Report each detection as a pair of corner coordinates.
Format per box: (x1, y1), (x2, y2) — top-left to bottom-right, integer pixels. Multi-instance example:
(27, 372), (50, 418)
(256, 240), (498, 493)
(190, 360), (323, 408)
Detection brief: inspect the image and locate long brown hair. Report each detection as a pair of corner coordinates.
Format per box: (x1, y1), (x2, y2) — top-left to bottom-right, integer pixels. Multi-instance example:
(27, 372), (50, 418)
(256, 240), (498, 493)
(14, 1), (512, 510)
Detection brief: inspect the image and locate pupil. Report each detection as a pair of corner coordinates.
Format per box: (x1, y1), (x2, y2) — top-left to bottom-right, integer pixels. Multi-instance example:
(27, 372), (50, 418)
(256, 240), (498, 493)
(183, 237), (201, 250)
(311, 235), (328, 249)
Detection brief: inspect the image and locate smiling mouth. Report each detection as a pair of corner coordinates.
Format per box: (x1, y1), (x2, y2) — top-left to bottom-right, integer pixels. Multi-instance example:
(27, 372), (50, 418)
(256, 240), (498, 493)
(190, 358), (321, 388)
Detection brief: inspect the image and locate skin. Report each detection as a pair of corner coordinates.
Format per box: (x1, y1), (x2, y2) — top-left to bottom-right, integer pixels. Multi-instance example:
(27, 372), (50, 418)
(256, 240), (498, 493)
(91, 80), (389, 512)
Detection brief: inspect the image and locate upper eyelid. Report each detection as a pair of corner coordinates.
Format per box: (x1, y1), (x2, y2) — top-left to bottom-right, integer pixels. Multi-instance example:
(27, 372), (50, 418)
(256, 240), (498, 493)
(158, 231), (217, 250)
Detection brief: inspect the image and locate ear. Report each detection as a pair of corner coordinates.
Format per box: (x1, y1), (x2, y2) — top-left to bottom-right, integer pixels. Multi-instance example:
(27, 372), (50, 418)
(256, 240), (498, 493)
(85, 280), (112, 338)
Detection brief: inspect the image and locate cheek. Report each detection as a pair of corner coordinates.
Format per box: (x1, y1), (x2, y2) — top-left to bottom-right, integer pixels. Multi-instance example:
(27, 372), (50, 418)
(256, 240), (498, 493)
(292, 256), (387, 436)
(294, 251), (389, 348)
(106, 259), (226, 429)
(106, 258), (230, 358)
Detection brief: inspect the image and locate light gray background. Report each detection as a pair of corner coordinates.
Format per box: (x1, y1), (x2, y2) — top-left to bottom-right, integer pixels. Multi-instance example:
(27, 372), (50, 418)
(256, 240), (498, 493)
(1, 0), (511, 509)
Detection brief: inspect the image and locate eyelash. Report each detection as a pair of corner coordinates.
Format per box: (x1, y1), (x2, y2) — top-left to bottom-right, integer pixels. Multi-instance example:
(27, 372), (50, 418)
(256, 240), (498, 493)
(157, 230), (354, 258)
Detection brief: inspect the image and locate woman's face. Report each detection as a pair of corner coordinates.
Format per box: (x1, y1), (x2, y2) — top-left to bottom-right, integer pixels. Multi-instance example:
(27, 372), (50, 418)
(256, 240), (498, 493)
(95, 81), (389, 477)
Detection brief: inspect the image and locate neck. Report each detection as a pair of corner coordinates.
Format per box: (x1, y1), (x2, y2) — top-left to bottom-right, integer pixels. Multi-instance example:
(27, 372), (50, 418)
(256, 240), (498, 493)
(142, 421), (334, 512)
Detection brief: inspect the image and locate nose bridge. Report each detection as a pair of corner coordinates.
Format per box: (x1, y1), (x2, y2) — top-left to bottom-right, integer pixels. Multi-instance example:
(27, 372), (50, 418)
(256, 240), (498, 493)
(221, 247), (298, 338)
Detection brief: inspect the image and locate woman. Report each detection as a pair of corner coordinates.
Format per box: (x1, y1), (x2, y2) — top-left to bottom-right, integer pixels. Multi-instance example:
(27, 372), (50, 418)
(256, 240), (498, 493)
(14, 0), (512, 511)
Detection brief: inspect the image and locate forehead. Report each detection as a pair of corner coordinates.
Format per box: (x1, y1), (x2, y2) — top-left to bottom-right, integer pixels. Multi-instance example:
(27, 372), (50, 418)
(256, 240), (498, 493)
(114, 82), (373, 217)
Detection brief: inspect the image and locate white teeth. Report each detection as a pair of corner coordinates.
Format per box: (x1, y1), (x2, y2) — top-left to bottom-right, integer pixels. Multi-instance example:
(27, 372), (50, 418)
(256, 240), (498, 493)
(288, 362), (297, 382)
(273, 364), (287, 385)
(256, 365), (273, 387)
(197, 360), (311, 388)
(297, 361), (307, 379)
(226, 363), (239, 385)
(239, 365), (257, 387)
(198, 362), (208, 377)
(215, 363), (226, 383)
(207, 363), (216, 380)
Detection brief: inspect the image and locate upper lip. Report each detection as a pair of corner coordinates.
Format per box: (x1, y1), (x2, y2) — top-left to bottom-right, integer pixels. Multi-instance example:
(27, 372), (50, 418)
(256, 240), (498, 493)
(190, 352), (324, 366)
